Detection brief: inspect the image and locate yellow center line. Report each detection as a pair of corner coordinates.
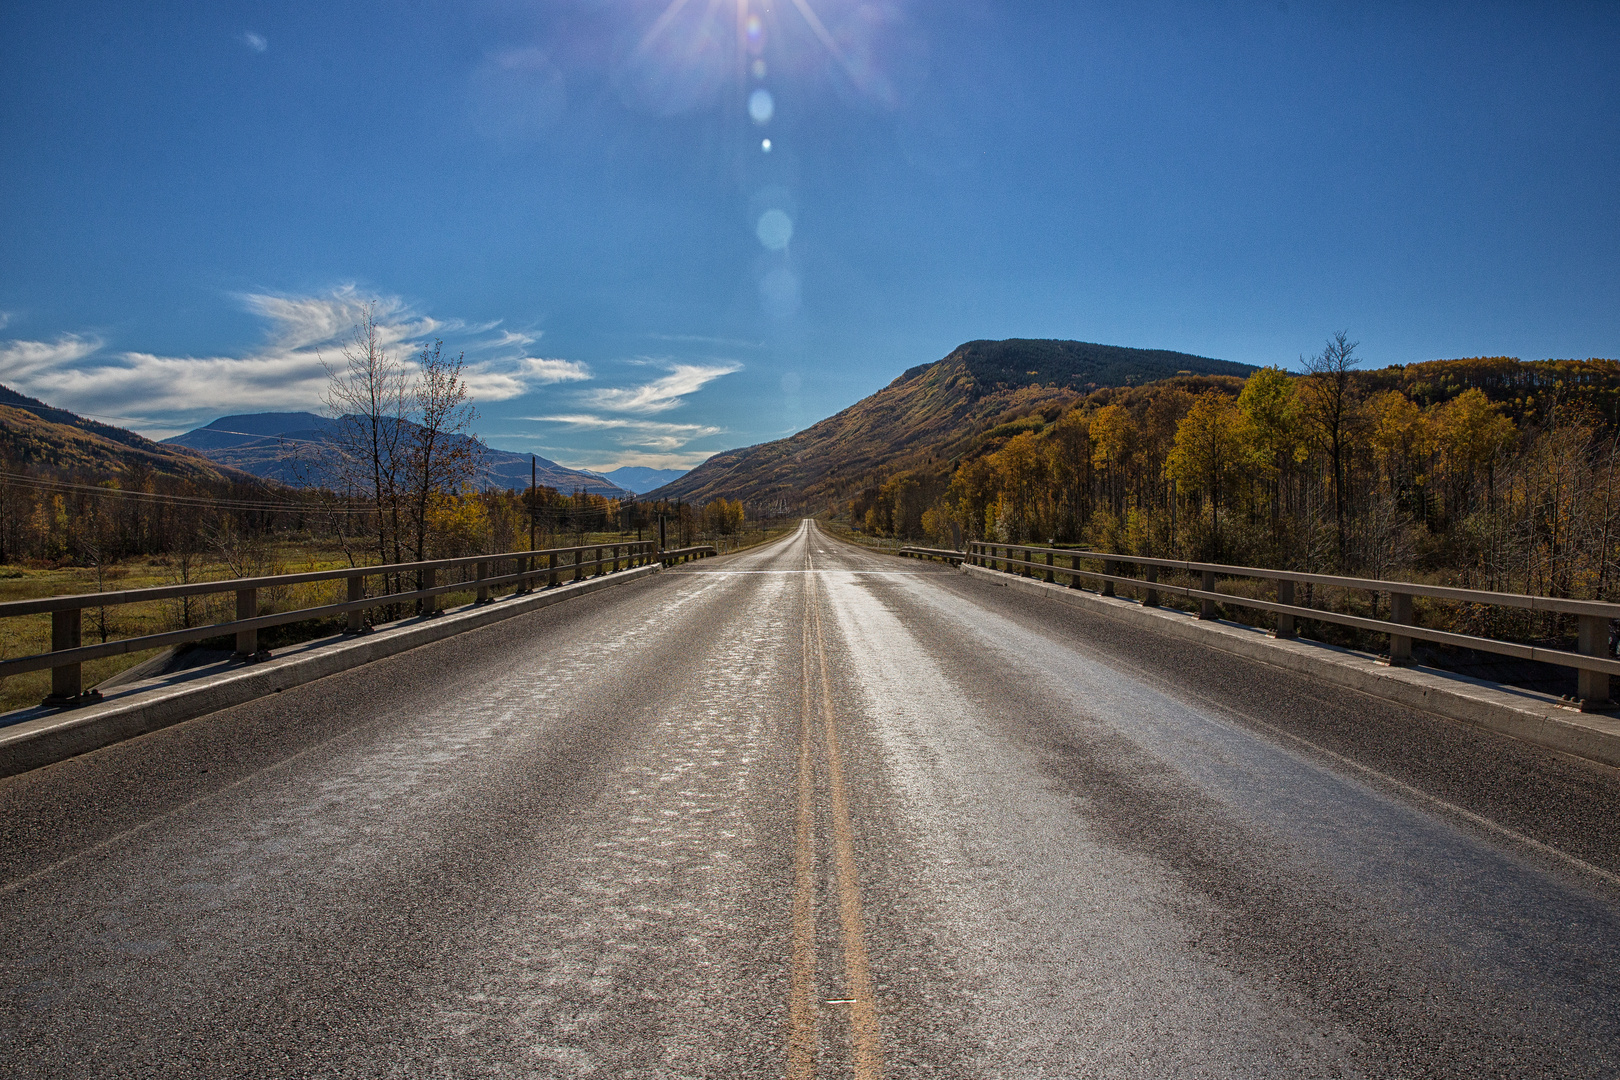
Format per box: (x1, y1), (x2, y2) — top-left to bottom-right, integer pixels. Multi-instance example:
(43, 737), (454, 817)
(808, 565), (884, 1080)
(787, 543), (821, 1079)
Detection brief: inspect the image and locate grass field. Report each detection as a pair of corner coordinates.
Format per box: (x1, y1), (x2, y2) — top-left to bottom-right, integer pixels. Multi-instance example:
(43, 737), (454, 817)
(0, 528), (749, 717)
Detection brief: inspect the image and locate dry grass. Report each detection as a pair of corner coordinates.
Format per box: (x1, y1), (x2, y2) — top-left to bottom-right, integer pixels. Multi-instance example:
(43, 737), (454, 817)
(0, 531), (673, 716)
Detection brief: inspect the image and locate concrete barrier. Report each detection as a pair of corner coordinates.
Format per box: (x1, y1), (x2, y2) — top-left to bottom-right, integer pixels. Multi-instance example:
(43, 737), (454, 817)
(963, 562), (1620, 770)
(0, 563), (663, 778)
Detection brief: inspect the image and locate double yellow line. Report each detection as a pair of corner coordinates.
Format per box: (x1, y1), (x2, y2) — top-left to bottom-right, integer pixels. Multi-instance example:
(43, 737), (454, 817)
(788, 550), (882, 1080)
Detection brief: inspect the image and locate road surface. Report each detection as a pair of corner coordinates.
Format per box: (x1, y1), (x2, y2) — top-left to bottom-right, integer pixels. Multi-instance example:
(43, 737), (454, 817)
(3, 520), (1619, 1077)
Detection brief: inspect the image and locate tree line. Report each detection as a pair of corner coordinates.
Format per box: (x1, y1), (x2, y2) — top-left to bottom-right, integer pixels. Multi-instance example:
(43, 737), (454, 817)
(851, 337), (1620, 607)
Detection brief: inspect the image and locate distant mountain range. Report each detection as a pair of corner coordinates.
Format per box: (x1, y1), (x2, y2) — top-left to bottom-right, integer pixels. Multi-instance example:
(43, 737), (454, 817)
(162, 413), (636, 499)
(0, 384), (253, 485)
(647, 338), (1255, 507)
(593, 467), (688, 494)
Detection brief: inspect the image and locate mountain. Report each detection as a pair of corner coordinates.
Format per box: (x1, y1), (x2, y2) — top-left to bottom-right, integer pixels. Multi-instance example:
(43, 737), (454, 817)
(164, 413), (636, 499)
(0, 384), (254, 485)
(597, 466), (688, 494)
(647, 338), (1255, 508)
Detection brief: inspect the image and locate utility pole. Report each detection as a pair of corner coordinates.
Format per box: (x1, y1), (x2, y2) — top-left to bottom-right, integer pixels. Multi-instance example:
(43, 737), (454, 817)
(529, 456), (536, 552)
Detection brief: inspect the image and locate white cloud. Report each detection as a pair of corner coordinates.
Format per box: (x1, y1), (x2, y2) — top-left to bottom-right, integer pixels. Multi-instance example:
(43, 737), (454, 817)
(0, 334), (103, 385)
(458, 357), (589, 402)
(0, 287), (593, 426)
(575, 450), (715, 470)
(528, 412), (721, 451)
(588, 362), (741, 414)
(0, 312), (13, 330)
(241, 32), (267, 52)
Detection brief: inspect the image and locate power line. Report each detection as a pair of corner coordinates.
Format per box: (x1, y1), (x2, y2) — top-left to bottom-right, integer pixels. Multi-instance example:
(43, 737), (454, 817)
(0, 470), (630, 520)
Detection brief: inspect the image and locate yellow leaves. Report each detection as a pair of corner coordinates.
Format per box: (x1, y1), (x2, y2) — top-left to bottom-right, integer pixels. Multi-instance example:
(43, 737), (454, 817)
(1432, 387), (1515, 469)
(702, 497), (745, 535)
(1164, 390), (1249, 496)
(1366, 389), (1430, 478)
(1236, 367), (1298, 471)
(1089, 404), (1135, 472)
(425, 494), (490, 558)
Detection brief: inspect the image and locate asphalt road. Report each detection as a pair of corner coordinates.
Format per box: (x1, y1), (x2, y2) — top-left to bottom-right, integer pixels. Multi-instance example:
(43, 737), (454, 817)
(3, 520), (1619, 1078)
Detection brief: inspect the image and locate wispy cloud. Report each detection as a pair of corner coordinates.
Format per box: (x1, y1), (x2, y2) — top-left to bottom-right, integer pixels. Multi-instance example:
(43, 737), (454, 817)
(588, 362), (740, 414)
(501, 437), (715, 471)
(0, 286), (592, 429)
(527, 413), (721, 451)
(240, 31), (267, 52)
(0, 312), (13, 331)
(460, 356), (591, 401)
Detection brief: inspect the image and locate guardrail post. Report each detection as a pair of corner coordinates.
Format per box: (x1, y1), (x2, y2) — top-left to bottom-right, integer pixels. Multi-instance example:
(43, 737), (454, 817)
(346, 573), (366, 633)
(1068, 553), (1082, 589)
(422, 566), (440, 616)
(1144, 565), (1159, 607)
(1199, 569), (1217, 620)
(234, 588), (259, 658)
(45, 607), (83, 704)
(1388, 591), (1413, 665)
(1020, 548), (1032, 578)
(475, 560), (489, 604)
(1102, 560), (1116, 597)
(574, 550), (585, 582)
(1274, 580), (1295, 638)
(1578, 614), (1611, 711)
(547, 552), (558, 586)
(1044, 550), (1055, 583)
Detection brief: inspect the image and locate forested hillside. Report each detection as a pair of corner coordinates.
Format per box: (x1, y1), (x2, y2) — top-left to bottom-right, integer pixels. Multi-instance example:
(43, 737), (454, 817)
(851, 339), (1620, 606)
(650, 338), (1252, 507)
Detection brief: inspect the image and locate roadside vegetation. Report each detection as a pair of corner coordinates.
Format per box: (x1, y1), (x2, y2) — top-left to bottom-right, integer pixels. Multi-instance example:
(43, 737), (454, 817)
(841, 339), (1620, 661)
(0, 309), (775, 713)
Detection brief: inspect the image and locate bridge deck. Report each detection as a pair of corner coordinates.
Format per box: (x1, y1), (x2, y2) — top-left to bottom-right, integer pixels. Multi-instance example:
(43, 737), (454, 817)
(2, 520), (1617, 1076)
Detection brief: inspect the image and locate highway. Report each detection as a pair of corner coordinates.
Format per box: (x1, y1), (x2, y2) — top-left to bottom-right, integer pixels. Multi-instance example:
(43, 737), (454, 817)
(3, 519), (1619, 1077)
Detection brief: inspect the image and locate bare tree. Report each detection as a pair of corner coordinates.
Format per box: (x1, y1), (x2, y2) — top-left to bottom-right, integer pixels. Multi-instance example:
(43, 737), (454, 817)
(1299, 331), (1361, 566)
(405, 340), (482, 565)
(323, 306), (411, 573)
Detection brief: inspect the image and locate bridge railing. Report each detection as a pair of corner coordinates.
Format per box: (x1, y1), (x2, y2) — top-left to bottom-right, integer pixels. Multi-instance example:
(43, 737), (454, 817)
(898, 546), (965, 565)
(968, 541), (1620, 708)
(660, 544), (717, 566)
(1, 541), (660, 706)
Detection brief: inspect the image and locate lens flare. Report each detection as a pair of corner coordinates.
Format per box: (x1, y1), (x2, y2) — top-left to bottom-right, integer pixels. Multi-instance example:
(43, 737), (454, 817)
(748, 88), (774, 124)
(761, 138), (772, 152)
(756, 208), (793, 250)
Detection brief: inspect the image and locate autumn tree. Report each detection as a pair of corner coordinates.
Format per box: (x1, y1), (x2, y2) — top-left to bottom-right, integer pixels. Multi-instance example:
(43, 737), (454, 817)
(1298, 331), (1361, 565)
(1165, 391), (1248, 558)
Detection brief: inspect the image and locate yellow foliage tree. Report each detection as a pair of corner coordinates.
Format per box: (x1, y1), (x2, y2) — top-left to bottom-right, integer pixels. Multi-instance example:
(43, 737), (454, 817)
(1164, 391), (1249, 557)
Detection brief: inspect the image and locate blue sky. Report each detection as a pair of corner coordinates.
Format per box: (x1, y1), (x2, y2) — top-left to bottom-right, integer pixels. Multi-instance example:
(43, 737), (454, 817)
(1, 1), (1616, 471)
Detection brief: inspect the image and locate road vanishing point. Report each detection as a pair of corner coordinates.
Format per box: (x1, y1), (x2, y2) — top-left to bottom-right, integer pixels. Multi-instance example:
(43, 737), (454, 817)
(3, 520), (1619, 1077)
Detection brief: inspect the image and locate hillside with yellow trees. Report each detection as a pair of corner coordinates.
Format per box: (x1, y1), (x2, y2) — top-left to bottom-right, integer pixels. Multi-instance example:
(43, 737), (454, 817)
(848, 334), (1620, 605)
(649, 338), (1254, 510)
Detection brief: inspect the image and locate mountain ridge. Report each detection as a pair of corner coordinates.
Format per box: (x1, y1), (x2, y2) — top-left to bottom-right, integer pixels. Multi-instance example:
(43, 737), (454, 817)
(0, 384), (258, 486)
(165, 414), (635, 498)
(647, 338), (1254, 507)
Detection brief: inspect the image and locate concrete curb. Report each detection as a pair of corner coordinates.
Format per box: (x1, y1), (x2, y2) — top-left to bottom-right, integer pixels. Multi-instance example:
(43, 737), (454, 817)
(0, 563), (663, 778)
(962, 562), (1620, 770)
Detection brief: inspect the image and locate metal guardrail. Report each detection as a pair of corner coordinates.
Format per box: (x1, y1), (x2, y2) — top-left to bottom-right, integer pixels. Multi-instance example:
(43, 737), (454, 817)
(968, 541), (1620, 710)
(660, 544), (717, 566)
(898, 546), (966, 564)
(2, 541), (663, 706)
